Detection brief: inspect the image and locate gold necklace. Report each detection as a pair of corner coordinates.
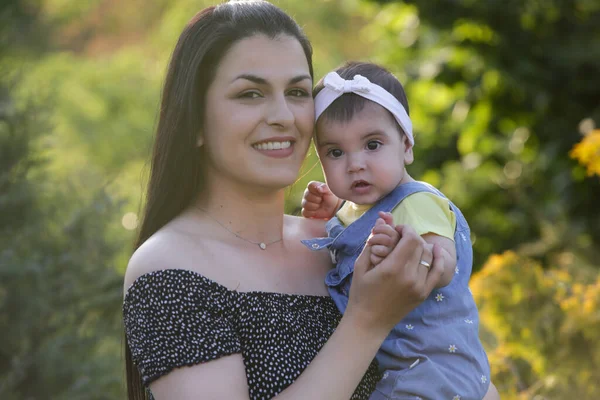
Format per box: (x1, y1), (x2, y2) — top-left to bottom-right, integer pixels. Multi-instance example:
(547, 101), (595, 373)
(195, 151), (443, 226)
(196, 207), (283, 250)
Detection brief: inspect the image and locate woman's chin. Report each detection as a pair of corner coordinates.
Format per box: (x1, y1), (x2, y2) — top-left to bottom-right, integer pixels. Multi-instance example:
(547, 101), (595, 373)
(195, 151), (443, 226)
(256, 173), (300, 191)
(251, 166), (302, 187)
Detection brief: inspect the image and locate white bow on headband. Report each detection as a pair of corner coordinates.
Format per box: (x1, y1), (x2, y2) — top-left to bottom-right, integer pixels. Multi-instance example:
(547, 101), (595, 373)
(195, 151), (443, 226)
(314, 71), (414, 146)
(324, 73), (371, 94)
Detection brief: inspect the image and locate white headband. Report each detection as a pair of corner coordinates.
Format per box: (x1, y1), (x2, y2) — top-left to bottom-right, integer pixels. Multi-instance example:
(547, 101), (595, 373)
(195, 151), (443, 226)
(314, 72), (414, 146)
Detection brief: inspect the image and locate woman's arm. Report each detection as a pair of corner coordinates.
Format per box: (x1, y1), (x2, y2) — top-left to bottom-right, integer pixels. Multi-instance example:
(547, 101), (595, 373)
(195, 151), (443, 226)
(147, 226), (443, 400)
(149, 354), (249, 399)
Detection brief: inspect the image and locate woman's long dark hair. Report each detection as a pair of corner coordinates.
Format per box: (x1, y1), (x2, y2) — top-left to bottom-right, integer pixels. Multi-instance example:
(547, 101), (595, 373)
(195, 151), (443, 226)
(125, 2), (313, 399)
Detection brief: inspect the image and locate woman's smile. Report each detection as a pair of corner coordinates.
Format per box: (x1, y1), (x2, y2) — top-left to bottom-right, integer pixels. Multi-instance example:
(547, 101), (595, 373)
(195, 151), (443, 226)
(252, 137), (295, 158)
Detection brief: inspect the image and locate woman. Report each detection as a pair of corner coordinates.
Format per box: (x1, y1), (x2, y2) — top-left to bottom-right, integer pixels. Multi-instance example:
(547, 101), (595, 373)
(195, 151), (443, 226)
(123, 1), (498, 399)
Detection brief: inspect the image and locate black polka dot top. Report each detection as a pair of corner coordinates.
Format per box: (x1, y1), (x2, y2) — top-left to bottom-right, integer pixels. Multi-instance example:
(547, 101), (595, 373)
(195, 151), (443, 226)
(123, 269), (381, 400)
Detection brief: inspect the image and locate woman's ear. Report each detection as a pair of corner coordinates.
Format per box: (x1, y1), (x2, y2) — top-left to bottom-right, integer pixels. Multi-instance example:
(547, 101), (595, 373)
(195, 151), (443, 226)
(196, 133), (204, 147)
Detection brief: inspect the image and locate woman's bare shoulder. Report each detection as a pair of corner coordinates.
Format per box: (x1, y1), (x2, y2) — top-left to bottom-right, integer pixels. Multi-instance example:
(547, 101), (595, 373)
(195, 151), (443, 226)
(285, 214), (327, 239)
(123, 227), (187, 292)
(123, 214), (243, 295)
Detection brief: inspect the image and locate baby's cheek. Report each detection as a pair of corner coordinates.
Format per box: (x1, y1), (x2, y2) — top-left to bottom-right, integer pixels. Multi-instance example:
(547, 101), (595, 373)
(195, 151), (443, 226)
(321, 162), (340, 186)
(327, 177), (346, 199)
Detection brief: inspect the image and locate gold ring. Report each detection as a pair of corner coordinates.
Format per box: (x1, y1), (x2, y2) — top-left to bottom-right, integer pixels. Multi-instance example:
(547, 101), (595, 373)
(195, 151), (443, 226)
(419, 259), (431, 269)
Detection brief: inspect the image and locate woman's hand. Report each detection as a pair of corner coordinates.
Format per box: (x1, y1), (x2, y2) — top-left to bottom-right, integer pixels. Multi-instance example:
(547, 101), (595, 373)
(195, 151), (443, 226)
(345, 224), (444, 337)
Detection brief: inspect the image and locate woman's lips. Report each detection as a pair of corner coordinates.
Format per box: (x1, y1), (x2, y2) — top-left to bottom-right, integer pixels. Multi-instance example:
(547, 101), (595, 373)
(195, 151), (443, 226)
(252, 140), (294, 158)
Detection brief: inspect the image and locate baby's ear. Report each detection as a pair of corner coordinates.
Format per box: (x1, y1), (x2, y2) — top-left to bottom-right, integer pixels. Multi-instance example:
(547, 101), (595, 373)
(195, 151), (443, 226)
(403, 134), (414, 165)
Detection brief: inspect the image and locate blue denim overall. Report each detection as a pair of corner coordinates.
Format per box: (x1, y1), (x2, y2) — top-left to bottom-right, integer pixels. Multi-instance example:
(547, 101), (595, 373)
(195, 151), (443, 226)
(302, 182), (490, 399)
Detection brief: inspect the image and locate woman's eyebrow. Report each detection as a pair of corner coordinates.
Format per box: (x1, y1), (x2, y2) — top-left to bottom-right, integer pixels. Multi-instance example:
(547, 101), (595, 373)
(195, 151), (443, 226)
(232, 74), (267, 84)
(289, 75), (312, 84)
(231, 74), (311, 84)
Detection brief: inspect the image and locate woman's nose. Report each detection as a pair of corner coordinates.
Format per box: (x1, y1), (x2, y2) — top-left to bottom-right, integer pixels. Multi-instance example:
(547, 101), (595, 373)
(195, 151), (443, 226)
(265, 96), (295, 129)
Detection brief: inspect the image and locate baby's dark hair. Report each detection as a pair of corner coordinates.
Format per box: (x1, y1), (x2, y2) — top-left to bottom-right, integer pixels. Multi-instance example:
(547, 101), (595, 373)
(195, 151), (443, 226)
(313, 61), (409, 134)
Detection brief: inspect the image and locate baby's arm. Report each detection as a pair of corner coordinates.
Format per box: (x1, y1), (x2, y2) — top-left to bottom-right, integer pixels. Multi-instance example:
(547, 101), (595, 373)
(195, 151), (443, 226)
(421, 233), (456, 288)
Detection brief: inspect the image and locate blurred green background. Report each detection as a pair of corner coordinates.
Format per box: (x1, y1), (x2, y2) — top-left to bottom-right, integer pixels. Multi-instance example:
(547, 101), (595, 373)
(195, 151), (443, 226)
(1, 0), (599, 398)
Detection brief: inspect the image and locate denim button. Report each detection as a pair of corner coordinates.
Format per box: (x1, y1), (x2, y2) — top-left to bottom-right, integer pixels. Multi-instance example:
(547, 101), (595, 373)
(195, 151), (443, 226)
(311, 243), (319, 249)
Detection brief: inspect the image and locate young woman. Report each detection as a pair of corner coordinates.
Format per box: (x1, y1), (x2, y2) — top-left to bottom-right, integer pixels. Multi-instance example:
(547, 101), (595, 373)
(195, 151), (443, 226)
(122, 1), (498, 399)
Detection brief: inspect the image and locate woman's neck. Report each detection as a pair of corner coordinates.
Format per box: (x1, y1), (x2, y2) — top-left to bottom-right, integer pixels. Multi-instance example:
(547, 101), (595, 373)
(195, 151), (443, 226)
(193, 179), (286, 243)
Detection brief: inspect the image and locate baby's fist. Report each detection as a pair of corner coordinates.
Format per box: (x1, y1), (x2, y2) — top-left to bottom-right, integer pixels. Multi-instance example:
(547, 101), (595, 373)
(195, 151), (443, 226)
(367, 212), (400, 266)
(301, 181), (341, 220)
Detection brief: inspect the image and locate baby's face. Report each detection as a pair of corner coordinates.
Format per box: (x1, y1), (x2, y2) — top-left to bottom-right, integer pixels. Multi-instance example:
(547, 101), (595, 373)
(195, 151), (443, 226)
(315, 101), (414, 205)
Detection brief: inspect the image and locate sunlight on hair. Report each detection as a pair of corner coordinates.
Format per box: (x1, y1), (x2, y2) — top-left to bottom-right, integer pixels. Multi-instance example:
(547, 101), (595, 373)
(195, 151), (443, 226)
(121, 212), (139, 231)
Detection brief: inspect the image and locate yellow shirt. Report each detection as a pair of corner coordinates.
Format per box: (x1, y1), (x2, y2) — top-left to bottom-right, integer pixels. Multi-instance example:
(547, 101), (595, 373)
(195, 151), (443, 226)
(336, 192), (456, 241)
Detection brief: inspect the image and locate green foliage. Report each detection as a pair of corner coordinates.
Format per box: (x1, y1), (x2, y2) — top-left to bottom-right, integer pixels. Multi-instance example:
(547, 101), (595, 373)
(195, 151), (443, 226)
(0, 79), (125, 398)
(1, 1), (126, 398)
(472, 251), (600, 399)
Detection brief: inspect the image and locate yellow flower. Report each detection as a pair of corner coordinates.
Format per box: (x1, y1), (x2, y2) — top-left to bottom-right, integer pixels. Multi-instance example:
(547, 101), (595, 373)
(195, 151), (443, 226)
(570, 129), (600, 176)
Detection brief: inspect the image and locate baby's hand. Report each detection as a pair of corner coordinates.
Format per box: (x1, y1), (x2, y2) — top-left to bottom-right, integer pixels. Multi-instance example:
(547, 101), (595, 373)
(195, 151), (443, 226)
(367, 212), (400, 266)
(301, 181), (341, 220)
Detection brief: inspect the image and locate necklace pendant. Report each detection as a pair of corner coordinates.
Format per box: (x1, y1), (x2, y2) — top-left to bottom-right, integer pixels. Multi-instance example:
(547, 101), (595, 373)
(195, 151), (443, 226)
(259, 242), (267, 250)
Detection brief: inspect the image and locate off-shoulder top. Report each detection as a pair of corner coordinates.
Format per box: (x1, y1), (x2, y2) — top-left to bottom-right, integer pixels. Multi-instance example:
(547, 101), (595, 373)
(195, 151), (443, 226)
(123, 269), (381, 399)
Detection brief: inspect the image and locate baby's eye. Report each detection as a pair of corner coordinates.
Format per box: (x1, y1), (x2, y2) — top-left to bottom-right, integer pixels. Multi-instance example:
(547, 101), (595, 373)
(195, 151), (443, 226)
(366, 140), (382, 151)
(238, 91), (262, 99)
(327, 148), (344, 158)
(287, 88), (309, 97)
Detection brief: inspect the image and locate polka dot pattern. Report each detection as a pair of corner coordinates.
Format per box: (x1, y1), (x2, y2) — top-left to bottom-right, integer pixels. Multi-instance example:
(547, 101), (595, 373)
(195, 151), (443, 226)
(123, 269), (380, 399)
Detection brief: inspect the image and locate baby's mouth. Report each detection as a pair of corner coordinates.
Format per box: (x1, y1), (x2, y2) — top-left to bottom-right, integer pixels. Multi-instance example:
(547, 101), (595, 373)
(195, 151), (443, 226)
(351, 180), (370, 189)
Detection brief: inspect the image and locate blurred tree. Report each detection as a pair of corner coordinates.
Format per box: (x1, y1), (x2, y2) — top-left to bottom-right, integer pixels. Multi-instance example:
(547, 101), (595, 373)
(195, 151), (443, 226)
(472, 251), (600, 399)
(0, 0), (48, 55)
(1, 1), (125, 398)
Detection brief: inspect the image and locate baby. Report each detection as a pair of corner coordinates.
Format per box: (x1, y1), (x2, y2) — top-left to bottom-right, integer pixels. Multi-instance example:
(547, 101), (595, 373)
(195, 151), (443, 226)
(301, 62), (491, 399)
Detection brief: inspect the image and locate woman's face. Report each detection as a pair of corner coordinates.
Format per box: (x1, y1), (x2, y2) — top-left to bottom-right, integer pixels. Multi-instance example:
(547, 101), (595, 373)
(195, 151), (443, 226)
(202, 34), (314, 192)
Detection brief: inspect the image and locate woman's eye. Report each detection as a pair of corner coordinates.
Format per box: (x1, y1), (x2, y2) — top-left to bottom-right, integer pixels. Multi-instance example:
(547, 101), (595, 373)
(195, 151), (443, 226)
(366, 140), (382, 151)
(287, 89), (309, 97)
(327, 149), (343, 158)
(239, 91), (262, 99)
